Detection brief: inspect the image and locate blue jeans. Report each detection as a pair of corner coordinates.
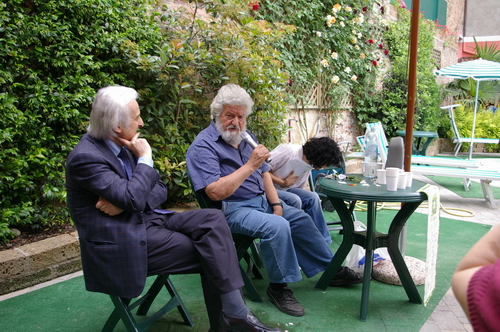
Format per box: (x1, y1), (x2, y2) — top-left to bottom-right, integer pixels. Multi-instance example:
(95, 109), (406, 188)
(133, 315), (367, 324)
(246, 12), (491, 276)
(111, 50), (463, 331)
(277, 189), (332, 244)
(222, 195), (333, 284)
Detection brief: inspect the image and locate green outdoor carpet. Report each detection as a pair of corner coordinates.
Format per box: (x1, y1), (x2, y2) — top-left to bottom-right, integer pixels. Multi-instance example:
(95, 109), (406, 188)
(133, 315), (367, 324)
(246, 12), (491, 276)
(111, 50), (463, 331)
(424, 175), (500, 199)
(0, 210), (490, 332)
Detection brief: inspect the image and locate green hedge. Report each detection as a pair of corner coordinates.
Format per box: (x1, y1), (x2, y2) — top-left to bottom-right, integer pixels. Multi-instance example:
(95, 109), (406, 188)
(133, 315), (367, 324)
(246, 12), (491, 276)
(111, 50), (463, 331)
(1, 0), (164, 241)
(0, 0), (290, 243)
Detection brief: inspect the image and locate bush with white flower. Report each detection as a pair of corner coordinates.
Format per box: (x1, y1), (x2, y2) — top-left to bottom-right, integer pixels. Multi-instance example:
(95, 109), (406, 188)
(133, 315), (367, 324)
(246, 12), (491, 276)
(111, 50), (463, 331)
(318, 2), (389, 92)
(249, 0), (441, 138)
(257, 0), (390, 110)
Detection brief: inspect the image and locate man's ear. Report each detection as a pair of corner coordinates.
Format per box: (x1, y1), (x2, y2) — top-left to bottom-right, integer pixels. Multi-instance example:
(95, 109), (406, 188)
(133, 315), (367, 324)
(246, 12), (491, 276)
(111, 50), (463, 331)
(113, 126), (121, 135)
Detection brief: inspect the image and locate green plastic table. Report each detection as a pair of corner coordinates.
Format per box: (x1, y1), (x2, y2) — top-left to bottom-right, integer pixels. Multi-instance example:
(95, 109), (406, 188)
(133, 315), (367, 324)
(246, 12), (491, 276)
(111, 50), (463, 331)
(314, 175), (428, 321)
(396, 130), (438, 156)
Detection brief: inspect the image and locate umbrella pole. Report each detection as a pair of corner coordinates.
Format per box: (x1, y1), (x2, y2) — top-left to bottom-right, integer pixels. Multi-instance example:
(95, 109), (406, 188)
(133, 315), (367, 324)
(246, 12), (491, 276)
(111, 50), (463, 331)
(469, 81), (481, 160)
(404, 0), (420, 172)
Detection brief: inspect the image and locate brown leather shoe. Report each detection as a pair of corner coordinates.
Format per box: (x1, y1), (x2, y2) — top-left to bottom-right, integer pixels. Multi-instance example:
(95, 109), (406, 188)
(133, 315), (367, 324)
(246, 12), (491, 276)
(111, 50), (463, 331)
(220, 311), (282, 332)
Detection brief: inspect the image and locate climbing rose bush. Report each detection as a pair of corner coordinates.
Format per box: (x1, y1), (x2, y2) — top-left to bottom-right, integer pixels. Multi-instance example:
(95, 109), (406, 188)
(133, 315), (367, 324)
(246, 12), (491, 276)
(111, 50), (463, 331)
(318, 1), (390, 87)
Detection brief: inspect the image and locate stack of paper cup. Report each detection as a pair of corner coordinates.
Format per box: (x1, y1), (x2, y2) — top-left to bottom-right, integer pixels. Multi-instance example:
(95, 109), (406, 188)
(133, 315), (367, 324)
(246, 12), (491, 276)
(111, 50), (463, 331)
(385, 167), (400, 191)
(377, 169), (386, 185)
(397, 172), (407, 189)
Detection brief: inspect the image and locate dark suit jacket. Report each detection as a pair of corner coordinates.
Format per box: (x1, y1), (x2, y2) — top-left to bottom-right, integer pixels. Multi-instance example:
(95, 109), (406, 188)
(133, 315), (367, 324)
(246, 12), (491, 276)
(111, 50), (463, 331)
(65, 134), (167, 298)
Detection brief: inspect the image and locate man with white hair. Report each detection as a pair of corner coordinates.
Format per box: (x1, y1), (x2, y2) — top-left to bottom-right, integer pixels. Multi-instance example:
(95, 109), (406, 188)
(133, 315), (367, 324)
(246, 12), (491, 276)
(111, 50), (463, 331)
(187, 84), (361, 317)
(66, 85), (281, 332)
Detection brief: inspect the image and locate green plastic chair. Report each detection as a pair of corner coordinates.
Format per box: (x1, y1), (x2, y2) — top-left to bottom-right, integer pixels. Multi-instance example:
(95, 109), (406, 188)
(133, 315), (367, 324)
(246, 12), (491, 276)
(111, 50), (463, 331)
(307, 140), (353, 232)
(102, 274), (194, 332)
(188, 173), (264, 302)
(69, 212), (194, 331)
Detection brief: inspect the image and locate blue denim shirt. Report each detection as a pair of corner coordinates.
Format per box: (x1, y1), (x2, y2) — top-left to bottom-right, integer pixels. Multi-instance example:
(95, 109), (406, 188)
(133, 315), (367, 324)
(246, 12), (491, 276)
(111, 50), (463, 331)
(187, 121), (269, 201)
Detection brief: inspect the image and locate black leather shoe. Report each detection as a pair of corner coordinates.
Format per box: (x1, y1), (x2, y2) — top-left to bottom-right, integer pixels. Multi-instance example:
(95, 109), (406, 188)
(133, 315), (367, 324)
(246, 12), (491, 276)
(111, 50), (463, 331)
(267, 285), (305, 317)
(220, 311), (282, 332)
(329, 266), (363, 286)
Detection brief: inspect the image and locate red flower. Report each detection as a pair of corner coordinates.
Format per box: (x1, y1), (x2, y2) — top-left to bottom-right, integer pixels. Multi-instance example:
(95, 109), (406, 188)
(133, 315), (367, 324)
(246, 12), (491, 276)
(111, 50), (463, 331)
(380, 6), (385, 14)
(287, 79), (293, 86)
(248, 1), (259, 10)
(362, 6), (367, 12)
(378, 44), (384, 49)
(372, 60), (378, 66)
(368, 39), (374, 44)
(384, 49), (389, 55)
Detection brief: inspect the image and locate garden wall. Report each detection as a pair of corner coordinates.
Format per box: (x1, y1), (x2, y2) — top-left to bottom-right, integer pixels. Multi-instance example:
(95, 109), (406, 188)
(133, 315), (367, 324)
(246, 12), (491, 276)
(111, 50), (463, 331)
(0, 232), (81, 295)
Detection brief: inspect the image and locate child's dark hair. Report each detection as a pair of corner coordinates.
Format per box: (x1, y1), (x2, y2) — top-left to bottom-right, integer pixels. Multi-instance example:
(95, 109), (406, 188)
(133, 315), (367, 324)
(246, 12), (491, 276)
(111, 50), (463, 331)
(302, 137), (343, 169)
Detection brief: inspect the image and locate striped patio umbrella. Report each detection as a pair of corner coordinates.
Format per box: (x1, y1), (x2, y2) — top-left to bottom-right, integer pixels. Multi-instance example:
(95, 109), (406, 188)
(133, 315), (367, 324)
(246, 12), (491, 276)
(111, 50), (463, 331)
(435, 58), (500, 159)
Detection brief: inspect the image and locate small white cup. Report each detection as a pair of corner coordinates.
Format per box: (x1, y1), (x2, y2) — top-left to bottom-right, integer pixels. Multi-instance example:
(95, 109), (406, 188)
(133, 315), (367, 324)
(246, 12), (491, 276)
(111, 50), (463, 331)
(385, 167), (400, 191)
(386, 176), (398, 191)
(398, 173), (408, 189)
(385, 167), (400, 177)
(377, 169), (386, 185)
(405, 171), (413, 187)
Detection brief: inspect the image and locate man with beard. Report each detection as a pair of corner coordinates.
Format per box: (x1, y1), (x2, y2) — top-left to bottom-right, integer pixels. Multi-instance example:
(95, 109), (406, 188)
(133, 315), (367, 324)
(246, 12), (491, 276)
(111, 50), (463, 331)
(187, 84), (361, 317)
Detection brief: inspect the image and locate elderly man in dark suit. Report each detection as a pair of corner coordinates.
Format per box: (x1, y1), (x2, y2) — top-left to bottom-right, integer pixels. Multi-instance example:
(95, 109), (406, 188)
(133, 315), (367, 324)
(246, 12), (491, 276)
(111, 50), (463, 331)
(65, 85), (280, 332)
